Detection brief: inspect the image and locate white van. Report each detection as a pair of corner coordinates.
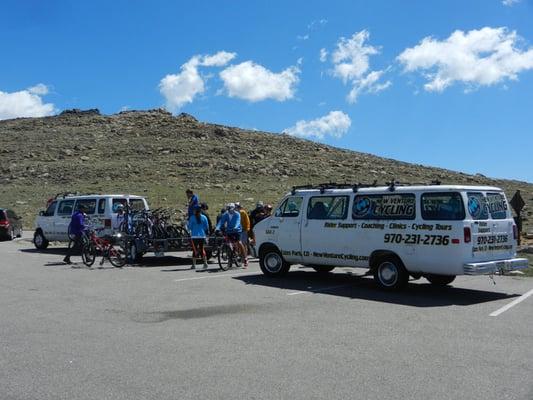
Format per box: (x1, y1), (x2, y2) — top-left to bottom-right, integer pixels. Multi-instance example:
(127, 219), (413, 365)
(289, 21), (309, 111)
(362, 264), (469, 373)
(254, 183), (528, 290)
(33, 194), (149, 249)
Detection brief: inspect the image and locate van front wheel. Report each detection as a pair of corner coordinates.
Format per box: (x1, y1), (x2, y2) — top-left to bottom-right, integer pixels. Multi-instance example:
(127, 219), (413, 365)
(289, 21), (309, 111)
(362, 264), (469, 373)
(373, 255), (409, 290)
(259, 247), (290, 276)
(426, 274), (456, 286)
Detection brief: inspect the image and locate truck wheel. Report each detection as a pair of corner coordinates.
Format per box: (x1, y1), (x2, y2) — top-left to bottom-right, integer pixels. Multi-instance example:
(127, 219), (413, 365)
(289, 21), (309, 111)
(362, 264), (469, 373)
(426, 274), (456, 286)
(373, 255), (409, 290)
(259, 247), (290, 276)
(33, 230), (49, 250)
(312, 265), (335, 274)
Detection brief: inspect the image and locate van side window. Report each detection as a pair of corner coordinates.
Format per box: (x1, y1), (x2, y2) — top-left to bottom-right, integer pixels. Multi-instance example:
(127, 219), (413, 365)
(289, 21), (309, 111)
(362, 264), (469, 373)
(75, 199), (96, 215)
(307, 196), (349, 220)
(97, 199), (106, 214)
(44, 201), (57, 216)
(486, 192), (508, 220)
(466, 192), (489, 220)
(112, 199), (127, 212)
(275, 197), (303, 217)
(57, 200), (75, 216)
(352, 194), (416, 220)
(421, 192), (465, 221)
(129, 199), (146, 211)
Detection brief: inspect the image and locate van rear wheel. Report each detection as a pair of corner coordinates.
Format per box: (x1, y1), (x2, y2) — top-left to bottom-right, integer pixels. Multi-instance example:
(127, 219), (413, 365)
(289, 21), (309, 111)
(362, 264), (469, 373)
(373, 255), (409, 291)
(426, 274), (456, 286)
(259, 247), (290, 276)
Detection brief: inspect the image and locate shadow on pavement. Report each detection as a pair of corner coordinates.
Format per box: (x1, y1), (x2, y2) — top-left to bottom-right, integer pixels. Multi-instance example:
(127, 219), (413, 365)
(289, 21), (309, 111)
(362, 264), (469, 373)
(20, 247), (69, 256)
(234, 270), (519, 307)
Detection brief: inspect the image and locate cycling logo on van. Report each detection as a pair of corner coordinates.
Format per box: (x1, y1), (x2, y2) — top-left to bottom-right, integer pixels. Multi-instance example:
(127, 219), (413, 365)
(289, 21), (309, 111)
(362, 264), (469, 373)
(353, 197), (371, 217)
(353, 194), (415, 220)
(468, 196), (482, 219)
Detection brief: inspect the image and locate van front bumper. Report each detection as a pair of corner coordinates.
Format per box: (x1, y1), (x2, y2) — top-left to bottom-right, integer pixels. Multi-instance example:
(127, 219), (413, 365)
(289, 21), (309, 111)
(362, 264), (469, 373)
(463, 258), (529, 275)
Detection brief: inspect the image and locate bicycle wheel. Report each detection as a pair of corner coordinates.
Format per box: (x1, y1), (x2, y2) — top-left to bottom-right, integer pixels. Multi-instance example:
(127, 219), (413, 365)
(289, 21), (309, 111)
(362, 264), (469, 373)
(108, 244), (127, 268)
(81, 242), (96, 267)
(218, 243), (232, 271)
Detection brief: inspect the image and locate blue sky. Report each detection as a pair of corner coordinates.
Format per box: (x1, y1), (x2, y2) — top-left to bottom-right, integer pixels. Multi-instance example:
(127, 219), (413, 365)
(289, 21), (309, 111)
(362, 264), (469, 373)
(1, 0), (532, 182)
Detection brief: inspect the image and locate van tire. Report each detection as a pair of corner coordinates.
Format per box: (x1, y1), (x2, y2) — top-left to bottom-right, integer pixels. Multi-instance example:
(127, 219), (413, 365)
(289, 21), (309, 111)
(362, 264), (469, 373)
(259, 246), (290, 276)
(426, 274), (456, 286)
(33, 230), (49, 250)
(312, 266), (335, 274)
(373, 255), (409, 290)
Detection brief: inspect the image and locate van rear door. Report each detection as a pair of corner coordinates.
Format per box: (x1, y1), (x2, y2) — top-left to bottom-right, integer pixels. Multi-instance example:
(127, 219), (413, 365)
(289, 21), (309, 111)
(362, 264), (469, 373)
(467, 191), (514, 261)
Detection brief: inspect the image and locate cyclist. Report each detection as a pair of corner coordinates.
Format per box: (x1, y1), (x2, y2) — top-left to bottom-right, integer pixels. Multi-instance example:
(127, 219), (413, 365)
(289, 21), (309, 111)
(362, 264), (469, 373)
(215, 203), (247, 268)
(200, 202), (213, 234)
(249, 201), (264, 227)
(112, 204), (125, 231)
(236, 202), (251, 257)
(188, 205), (209, 269)
(63, 203), (88, 264)
(186, 189), (199, 219)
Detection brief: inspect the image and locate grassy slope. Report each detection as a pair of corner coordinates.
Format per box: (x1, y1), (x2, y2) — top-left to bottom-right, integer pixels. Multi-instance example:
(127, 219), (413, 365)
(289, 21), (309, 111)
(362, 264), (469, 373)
(0, 109), (532, 232)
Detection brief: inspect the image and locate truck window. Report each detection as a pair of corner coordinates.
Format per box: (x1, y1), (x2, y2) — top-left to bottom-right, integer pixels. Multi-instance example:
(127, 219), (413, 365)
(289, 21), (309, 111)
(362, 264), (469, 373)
(422, 192), (465, 221)
(97, 199), (106, 214)
(57, 200), (75, 216)
(44, 201), (57, 216)
(466, 192), (489, 220)
(352, 194), (416, 220)
(486, 192), (508, 220)
(75, 199), (96, 215)
(307, 196), (349, 220)
(275, 197), (303, 217)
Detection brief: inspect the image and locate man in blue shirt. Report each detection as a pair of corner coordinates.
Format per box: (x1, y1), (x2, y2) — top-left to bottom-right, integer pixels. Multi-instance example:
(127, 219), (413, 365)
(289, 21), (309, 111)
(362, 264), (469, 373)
(186, 189), (199, 219)
(63, 203), (88, 264)
(215, 203), (248, 268)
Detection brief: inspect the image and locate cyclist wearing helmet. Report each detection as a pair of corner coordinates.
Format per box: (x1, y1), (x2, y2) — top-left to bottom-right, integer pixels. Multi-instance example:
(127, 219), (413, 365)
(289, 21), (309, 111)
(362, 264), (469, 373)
(215, 203), (247, 267)
(188, 205), (209, 269)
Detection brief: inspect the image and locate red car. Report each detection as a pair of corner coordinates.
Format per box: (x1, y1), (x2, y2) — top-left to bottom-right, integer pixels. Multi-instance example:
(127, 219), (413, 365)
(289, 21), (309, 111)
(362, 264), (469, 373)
(0, 208), (23, 240)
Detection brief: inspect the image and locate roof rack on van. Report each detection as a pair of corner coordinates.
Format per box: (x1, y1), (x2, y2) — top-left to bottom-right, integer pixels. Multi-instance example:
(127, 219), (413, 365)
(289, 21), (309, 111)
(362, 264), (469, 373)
(291, 179), (442, 195)
(53, 192), (101, 199)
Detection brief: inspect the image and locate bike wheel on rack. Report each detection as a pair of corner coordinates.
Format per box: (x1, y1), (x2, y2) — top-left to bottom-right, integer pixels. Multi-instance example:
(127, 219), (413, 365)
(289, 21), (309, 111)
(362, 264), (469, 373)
(82, 243), (96, 267)
(108, 244), (127, 268)
(218, 243), (233, 271)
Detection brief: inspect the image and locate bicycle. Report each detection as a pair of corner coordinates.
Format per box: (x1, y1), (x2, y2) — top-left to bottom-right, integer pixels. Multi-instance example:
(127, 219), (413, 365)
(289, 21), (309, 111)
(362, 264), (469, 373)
(216, 232), (243, 271)
(81, 229), (127, 268)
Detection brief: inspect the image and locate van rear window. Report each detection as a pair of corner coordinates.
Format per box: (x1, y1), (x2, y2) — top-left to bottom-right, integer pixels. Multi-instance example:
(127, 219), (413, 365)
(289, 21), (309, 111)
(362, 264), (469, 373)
(0, 210), (5, 220)
(421, 192), (465, 221)
(466, 192), (489, 220)
(353, 194), (416, 220)
(486, 192), (508, 220)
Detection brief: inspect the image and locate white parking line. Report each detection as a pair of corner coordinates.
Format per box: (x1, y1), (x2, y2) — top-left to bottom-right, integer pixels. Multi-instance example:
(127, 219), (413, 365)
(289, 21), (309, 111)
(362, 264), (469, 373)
(174, 271), (259, 282)
(489, 288), (533, 317)
(287, 284), (351, 296)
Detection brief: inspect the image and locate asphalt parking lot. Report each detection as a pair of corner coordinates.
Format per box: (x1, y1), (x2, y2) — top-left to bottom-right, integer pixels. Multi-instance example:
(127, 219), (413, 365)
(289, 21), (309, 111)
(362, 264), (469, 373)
(1, 233), (532, 400)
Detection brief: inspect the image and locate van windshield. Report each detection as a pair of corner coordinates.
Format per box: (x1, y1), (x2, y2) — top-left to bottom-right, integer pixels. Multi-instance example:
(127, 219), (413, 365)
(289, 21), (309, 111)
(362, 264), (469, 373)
(421, 192), (465, 221)
(0, 210), (5, 220)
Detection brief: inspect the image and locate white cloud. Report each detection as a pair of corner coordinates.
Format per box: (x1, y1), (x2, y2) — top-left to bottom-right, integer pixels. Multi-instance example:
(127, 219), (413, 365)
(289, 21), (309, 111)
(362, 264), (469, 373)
(0, 84), (55, 120)
(502, 0), (520, 6)
(397, 27), (533, 92)
(319, 48), (328, 62)
(283, 111), (351, 140)
(297, 34), (309, 41)
(328, 30), (391, 103)
(219, 61), (300, 102)
(159, 51), (236, 111)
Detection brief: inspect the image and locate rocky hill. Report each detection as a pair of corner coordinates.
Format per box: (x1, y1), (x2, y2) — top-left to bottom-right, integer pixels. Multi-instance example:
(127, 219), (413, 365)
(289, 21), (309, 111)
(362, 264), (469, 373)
(0, 108), (531, 231)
